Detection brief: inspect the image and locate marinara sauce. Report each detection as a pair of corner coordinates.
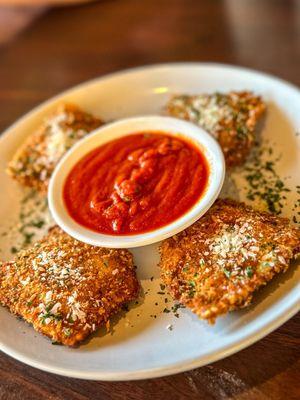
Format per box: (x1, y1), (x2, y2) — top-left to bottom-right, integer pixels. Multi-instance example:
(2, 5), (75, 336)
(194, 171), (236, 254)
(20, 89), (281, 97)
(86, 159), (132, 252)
(63, 132), (209, 235)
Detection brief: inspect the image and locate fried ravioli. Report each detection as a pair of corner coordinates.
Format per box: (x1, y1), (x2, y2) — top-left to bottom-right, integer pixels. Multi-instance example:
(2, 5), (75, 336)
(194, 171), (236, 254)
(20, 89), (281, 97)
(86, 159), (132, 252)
(0, 227), (139, 346)
(165, 91), (266, 167)
(7, 104), (103, 192)
(160, 199), (300, 324)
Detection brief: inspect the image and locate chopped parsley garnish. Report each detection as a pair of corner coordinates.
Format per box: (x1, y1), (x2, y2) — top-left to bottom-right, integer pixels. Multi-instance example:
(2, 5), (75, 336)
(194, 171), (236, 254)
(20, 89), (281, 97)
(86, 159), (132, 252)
(240, 144), (292, 215)
(223, 268), (231, 278)
(23, 232), (34, 245)
(171, 303), (185, 314)
(261, 261), (272, 268)
(63, 328), (72, 337)
(40, 311), (62, 325)
(245, 266), (253, 278)
(29, 219), (45, 229)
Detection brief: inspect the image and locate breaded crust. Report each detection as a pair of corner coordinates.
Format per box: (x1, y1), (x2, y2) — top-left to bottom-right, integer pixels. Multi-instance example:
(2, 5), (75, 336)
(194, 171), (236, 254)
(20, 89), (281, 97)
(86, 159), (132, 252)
(165, 91), (266, 167)
(0, 227), (139, 346)
(160, 199), (300, 324)
(7, 104), (103, 192)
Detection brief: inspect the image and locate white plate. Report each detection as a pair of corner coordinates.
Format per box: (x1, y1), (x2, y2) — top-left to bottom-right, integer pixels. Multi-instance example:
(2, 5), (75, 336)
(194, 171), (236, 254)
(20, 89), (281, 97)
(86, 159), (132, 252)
(0, 63), (299, 380)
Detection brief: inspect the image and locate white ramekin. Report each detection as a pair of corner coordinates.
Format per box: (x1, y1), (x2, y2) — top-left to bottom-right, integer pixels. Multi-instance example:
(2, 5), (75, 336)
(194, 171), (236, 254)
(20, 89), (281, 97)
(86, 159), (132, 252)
(48, 115), (225, 248)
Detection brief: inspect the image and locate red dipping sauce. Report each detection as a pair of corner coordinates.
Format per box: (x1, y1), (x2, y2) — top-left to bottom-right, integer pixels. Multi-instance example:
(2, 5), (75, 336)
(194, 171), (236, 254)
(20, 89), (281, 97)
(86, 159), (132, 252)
(63, 132), (209, 235)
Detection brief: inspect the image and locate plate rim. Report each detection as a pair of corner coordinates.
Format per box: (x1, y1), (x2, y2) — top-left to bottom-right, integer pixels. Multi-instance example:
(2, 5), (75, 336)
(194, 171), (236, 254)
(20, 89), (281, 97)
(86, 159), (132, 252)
(0, 62), (299, 380)
(1, 61), (300, 143)
(1, 294), (298, 380)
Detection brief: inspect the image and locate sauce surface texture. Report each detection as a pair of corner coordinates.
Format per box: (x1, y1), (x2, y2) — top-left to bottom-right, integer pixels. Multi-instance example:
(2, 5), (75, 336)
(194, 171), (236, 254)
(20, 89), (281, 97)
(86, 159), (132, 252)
(63, 132), (209, 235)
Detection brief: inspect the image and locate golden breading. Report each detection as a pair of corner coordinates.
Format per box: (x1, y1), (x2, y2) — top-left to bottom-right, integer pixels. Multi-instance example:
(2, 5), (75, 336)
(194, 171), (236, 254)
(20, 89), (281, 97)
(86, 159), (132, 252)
(160, 199), (300, 324)
(7, 104), (103, 192)
(165, 91), (266, 167)
(0, 227), (139, 346)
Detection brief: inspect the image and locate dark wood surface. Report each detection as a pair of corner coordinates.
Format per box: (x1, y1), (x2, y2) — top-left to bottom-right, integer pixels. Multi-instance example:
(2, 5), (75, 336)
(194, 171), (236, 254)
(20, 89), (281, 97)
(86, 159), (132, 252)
(0, 0), (299, 399)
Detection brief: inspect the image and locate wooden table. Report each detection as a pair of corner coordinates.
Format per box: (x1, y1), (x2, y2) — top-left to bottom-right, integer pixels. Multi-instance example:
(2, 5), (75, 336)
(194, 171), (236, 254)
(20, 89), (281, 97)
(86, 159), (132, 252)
(0, 0), (299, 398)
